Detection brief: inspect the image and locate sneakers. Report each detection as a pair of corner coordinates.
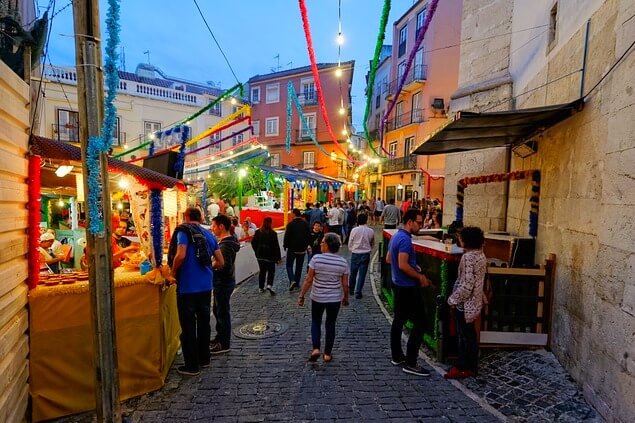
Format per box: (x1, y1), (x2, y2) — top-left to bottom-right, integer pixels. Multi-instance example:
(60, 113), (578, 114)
(177, 366), (200, 376)
(390, 357), (406, 366)
(402, 364), (431, 377)
(266, 285), (276, 296)
(355, 293), (363, 299)
(288, 282), (298, 291)
(210, 343), (230, 355)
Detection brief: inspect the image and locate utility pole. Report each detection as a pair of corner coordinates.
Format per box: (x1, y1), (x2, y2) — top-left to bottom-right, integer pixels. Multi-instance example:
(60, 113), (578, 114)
(71, 1), (121, 421)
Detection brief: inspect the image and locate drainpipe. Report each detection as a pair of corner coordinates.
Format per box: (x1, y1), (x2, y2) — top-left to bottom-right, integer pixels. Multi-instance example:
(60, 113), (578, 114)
(580, 19), (591, 98)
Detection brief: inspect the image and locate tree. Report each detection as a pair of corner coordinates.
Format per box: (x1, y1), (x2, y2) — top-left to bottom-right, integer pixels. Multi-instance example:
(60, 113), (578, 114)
(206, 162), (280, 203)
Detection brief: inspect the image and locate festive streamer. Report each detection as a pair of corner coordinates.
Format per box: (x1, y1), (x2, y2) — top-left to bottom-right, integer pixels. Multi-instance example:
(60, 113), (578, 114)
(174, 125), (191, 178)
(380, 0), (440, 151)
(28, 155), (42, 289)
(455, 170), (541, 237)
(185, 105), (251, 148)
(362, 0), (391, 158)
(287, 82), (357, 163)
(298, 0), (354, 160)
(184, 144), (266, 173)
(86, 0), (121, 234)
(149, 189), (163, 266)
(185, 137), (259, 166)
(185, 126), (253, 158)
(111, 83), (244, 159)
(183, 150), (269, 178)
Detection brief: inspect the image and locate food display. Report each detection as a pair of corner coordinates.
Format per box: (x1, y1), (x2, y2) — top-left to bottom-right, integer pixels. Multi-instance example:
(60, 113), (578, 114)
(122, 252), (146, 271)
(40, 271), (89, 286)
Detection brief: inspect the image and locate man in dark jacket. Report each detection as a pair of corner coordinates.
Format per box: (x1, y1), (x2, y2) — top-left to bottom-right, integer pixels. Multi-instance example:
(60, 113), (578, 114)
(210, 214), (240, 354)
(283, 208), (311, 291)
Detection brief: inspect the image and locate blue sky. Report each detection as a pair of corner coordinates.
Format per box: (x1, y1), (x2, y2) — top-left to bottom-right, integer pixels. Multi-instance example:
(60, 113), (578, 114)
(43, 0), (414, 128)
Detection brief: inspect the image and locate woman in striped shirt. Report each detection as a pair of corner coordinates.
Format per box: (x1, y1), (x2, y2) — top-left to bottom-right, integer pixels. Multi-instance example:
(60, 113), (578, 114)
(298, 233), (349, 362)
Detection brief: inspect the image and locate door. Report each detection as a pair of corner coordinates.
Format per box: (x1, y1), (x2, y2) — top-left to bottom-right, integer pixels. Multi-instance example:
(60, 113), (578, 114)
(57, 109), (79, 142)
(412, 92), (421, 122)
(414, 48), (424, 79)
(396, 101), (404, 128)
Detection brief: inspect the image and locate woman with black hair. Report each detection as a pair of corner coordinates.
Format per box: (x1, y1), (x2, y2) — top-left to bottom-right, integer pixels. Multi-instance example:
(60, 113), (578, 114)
(298, 233), (349, 362)
(251, 217), (281, 295)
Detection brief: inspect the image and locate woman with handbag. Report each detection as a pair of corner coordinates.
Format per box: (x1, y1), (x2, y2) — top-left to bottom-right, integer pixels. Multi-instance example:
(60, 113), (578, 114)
(251, 217), (281, 295)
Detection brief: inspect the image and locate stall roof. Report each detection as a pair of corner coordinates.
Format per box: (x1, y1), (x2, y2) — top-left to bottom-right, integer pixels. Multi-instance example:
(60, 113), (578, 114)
(30, 136), (186, 191)
(412, 99), (584, 155)
(258, 164), (345, 184)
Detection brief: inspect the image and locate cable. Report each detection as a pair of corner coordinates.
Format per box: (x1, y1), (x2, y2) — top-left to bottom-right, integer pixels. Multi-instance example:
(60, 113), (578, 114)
(583, 37), (635, 98)
(46, 58), (74, 112)
(192, 0), (240, 85)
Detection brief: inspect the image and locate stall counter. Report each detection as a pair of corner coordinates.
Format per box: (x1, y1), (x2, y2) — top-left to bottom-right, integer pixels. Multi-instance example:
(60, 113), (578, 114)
(29, 268), (180, 422)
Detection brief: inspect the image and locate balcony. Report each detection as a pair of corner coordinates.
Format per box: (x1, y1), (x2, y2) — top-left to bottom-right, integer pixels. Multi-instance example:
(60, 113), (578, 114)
(385, 64), (428, 99)
(52, 123), (79, 143)
(295, 126), (317, 143)
(382, 155), (417, 173)
(385, 109), (426, 132)
(297, 92), (318, 106)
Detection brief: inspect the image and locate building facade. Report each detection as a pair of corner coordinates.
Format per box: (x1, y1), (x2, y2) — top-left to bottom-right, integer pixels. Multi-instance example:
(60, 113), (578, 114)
(37, 63), (250, 172)
(247, 61), (355, 187)
(368, 0), (462, 206)
(442, 0), (635, 420)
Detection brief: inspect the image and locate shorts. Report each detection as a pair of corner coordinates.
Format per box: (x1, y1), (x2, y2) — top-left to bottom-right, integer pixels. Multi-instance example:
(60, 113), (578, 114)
(374, 210), (382, 217)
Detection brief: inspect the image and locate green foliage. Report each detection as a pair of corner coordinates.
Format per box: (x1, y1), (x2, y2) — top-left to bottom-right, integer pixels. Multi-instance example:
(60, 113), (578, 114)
(206, 164), (281, 201)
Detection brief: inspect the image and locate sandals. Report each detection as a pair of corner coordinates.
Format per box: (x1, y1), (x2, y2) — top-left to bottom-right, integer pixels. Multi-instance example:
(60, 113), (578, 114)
(309, 349), (320, 362)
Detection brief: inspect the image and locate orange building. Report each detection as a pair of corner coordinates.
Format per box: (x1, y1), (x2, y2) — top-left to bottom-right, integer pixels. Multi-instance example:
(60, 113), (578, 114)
(367, 0), (462, 206)
(247, 61), (355, 202)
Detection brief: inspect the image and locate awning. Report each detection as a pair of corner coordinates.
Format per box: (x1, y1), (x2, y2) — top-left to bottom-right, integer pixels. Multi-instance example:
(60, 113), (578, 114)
(30, 136), (186, 191)
(257, 164), (345, 185)
(412, 99), (584, 155)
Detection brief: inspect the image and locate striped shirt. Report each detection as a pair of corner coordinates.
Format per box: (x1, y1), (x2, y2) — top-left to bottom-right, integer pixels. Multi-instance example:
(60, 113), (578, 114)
(309, 253), (349, 303)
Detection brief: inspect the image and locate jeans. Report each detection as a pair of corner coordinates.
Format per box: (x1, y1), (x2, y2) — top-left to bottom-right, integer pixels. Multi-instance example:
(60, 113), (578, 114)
(177, 290), (212, 371)
(311, 300), (341, 354)
(455, 309), (479, 372)
(212, 281), (235, 348)
(384, 224), (397, 229)
(349, 252), (370, 294)
(286, 252), (305, 286)
(390, 285), (426, 367)
(258, 260), (276, 289)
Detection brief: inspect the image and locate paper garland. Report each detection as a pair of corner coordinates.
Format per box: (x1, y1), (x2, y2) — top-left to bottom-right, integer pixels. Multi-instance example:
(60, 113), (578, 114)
(150, 189), (163, 266)
(363, 0), (391, 158)
(380, 0), (440, 151)
(174, 125), (191, 179)
(28, 155), (42, 289)
(456, 169), (541, 237)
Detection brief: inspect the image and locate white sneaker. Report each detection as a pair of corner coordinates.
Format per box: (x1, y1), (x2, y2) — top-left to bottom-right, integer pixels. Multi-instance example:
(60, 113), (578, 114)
(266, 285), (276, 296)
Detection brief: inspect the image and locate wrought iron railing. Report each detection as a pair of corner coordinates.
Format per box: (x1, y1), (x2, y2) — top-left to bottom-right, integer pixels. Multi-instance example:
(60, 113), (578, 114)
(382, 155), (417, 173)
(385, 108), (425, 131)
(385, 64), (428, 98)
(295, 126), (317, 143)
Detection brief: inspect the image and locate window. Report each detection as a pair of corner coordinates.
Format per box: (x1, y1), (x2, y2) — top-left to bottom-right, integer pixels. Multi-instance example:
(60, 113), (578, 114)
(209, 132), (222, 151)
(56, 109), (79, 142)
(301, 78), (316, 104)
(144, 120), (161, 136)
(231, 105), (245, 118)
(266, 83), (280, 103)
(209, 100), (222, 116)
(251, 86), (260, 103)
(232, 133), (244, 146)
(270, 153), (280, 167)
(398, 25), (407, 57)
(414, 48), (425, 79)
(375, 91), (381, 109)
(114, 117), (124, 146)
(385, 186), (396, 203)
(303, 151), (315, 169)
(265, 117), (279, 136)
(416, 7), (427, 37)
(389, 141), (397, 157)
(252, 120), (260, 137)
(397, 61), (407, 82)
(300, 113), (316, 138)
(548, 2), (558, 51)
(404, 136), (415, 155)
(396, 101), (405, 127)
(412, 91), (422, 122)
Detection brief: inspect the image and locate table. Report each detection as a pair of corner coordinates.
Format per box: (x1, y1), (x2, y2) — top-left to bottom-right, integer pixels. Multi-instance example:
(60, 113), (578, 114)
(381, 229), (463, 362)
(28, 269), (180, 422)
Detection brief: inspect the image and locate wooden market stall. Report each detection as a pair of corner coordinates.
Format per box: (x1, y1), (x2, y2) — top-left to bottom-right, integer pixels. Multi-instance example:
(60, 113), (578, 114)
(28, 136), (186, 422)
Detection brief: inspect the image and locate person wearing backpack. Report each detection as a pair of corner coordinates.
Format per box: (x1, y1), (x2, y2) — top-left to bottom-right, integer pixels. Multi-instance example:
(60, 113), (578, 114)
(210, 214), (241, 354)
(168, 207), (224, 376)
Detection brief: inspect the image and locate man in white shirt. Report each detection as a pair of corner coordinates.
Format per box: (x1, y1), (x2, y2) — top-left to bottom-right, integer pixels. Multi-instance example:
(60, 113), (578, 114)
(207, 199), (220, 220)
(374, 198), (384, 224)
(347, 213), (375, 299)
(328, 203), (343, 239)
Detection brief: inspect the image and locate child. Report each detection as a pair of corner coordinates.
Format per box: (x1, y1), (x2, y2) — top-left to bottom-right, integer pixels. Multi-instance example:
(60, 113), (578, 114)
(445, 226), (487, 379)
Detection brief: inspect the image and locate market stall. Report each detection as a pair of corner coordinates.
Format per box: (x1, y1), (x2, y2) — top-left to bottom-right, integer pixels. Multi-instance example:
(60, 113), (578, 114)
(28, 136), (186, 421)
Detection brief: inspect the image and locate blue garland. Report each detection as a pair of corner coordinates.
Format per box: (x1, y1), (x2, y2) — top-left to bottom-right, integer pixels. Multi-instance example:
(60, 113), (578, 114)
(174, 126), (191, 178)
(86, 0), (120, 234)
(150, 189), (163, 266)
(148, 139), (155, 156)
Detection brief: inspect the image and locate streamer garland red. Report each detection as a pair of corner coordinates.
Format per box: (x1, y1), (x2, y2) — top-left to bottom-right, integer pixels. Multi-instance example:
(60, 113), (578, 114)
(28, 155), (42, 289)
(298, 0), (355, 162)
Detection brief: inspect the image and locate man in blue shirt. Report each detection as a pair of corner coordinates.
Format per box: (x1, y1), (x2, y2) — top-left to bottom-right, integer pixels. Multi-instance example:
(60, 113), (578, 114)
(170, 207), (224, 376)
(386, 208), (432, 377)
(308, 202), (325, 227)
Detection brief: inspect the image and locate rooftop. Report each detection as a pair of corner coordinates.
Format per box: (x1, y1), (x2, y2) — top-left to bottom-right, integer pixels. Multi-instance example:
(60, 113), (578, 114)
(247, 60), (355, 84)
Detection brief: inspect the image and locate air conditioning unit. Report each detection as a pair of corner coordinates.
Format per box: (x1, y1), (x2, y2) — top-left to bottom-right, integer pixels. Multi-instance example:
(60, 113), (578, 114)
(431, 98), (447, 117)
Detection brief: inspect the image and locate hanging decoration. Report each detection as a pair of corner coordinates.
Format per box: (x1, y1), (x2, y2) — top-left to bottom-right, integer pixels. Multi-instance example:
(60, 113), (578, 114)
(86, 0), (120, 235)
(112, 83), (244, 159)
(456, 169), (541, 237)
(362, 0), (391, 158)
(184, 148), (268, 177)
(379, 0), (440, 151)
(149, 189), (163, 266)
(173, 125), (191, 179)
(185, 138), (260, 167)
(185, 105), (251, 148)
(298, 0), (354, 161)
(28, 155), (42, 289)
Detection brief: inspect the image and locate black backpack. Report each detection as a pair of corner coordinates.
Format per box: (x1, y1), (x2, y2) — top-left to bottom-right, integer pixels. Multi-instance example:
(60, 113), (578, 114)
(167, 223), (213, 268)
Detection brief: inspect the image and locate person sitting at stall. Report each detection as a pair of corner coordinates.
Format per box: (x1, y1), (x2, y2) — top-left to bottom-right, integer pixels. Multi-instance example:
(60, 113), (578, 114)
(80, 247), (89, 271)
(111, 216), (138, 268)
(38, 233), (63, 274)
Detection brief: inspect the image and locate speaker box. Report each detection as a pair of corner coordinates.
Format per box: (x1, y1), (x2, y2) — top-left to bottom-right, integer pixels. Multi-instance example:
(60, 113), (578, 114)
(142, 151), (182, 179)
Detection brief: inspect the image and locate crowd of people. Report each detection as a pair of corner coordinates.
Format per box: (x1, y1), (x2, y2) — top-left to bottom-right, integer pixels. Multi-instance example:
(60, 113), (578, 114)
(166, 194), (485, 381)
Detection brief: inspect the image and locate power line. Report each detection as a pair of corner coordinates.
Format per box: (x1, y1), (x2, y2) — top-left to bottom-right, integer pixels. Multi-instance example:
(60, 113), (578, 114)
(192, 0), (240, 85)
(30, 0), (56, 138)
(584, 37), (635, 98)
(47, 57), (74, 112)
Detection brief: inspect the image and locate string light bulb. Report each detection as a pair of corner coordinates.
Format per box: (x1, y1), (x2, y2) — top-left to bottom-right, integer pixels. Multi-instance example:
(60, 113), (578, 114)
(57, 198), (64, 208)
(336, 33), (344, 45)
(339, 107), (346, 115)
(230, 97), (237, 105)
(117, 202), (124, 210)
(335, 67), (342, 78)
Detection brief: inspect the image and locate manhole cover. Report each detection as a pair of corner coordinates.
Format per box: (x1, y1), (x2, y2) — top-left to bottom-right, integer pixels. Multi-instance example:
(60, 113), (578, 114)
(234, 320), (288, 340)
